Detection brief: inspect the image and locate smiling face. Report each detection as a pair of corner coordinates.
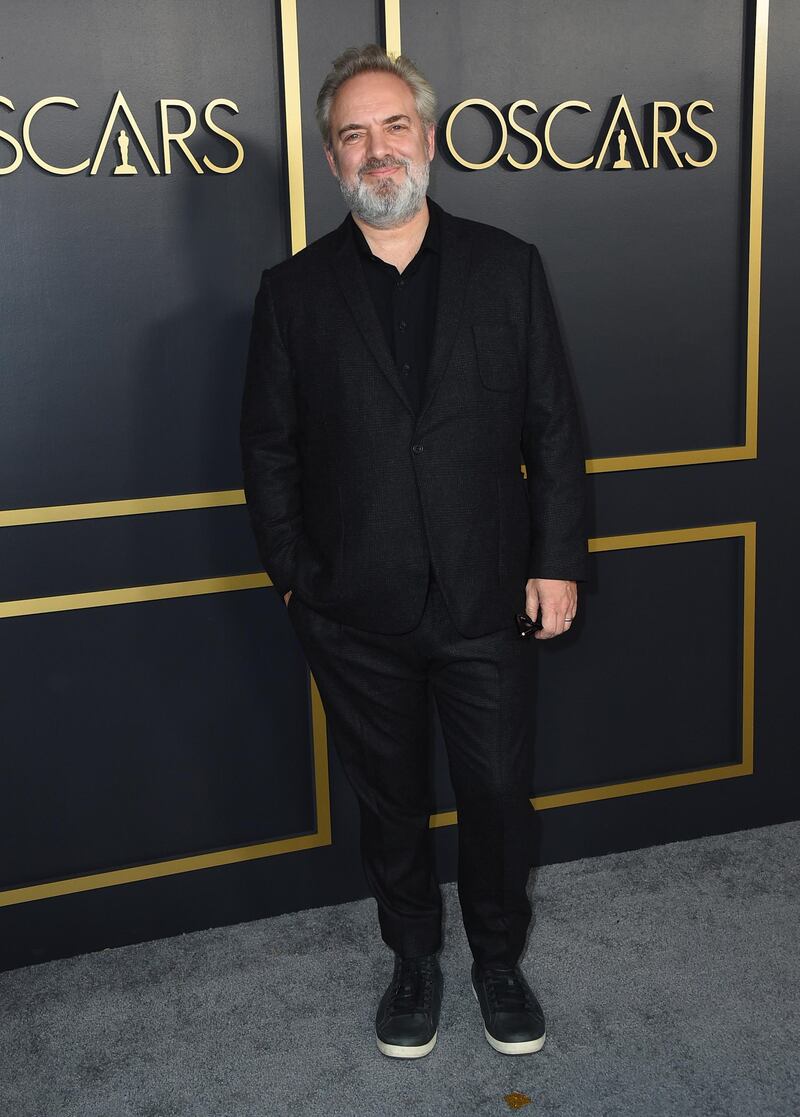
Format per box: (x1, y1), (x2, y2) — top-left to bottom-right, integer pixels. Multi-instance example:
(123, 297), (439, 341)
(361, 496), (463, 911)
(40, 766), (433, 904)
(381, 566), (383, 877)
(324, 70), (436, 228)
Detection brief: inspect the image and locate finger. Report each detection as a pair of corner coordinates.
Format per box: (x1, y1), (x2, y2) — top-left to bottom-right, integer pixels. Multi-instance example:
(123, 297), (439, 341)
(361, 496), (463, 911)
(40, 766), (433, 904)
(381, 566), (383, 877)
(534, 609), (557, 639)
(550, 607), (571, 637)
(559, 593), (577, 630)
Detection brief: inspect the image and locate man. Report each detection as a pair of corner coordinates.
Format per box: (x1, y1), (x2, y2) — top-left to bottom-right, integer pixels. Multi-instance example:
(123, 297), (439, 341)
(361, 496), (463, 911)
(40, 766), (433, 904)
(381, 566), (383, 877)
(240, 44), (589, 1059)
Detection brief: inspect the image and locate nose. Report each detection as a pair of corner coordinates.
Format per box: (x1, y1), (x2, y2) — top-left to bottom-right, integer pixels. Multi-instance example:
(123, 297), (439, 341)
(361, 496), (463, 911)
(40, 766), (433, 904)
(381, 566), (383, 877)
(364, 126), (394, 165)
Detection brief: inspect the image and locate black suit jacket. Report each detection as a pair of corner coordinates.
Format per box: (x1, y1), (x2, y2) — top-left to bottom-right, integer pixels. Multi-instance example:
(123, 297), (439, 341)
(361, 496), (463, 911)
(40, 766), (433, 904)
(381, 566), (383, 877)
(240, 195), (589, 637)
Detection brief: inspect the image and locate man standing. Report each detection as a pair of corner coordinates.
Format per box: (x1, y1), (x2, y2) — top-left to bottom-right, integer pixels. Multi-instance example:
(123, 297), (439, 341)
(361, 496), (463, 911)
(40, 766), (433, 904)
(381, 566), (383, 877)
(240, 44), (589, 1059)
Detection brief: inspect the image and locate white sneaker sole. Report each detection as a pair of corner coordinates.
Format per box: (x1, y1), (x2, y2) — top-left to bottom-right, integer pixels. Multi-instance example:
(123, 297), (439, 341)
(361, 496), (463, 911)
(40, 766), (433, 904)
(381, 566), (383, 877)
(376, 1030), (438, 1059)
(471, 983), (546, 1055)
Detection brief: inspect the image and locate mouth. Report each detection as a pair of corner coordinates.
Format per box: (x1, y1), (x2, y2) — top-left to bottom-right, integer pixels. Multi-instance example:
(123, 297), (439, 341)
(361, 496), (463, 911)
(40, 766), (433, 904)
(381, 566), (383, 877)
(364, 165), (401, 177)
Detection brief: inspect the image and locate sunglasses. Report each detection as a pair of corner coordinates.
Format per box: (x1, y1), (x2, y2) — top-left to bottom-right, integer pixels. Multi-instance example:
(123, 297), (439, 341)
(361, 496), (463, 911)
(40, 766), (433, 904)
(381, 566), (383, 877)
(515, 612), (543, 638)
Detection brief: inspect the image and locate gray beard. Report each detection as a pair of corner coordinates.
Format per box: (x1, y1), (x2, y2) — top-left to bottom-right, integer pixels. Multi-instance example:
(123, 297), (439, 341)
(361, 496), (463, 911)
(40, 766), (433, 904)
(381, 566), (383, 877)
(336, 155), (431, 229)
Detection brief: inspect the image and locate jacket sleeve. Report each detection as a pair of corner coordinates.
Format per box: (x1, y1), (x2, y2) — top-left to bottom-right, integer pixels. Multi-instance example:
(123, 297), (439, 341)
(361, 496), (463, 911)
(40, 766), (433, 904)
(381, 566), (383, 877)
(521, 244), (590, 583)
(239, 268), (302, 597)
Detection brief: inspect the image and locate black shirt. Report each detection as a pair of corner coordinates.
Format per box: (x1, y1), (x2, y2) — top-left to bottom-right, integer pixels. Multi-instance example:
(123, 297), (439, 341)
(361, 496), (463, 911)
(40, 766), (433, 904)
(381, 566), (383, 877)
(347, 196), (441, 417)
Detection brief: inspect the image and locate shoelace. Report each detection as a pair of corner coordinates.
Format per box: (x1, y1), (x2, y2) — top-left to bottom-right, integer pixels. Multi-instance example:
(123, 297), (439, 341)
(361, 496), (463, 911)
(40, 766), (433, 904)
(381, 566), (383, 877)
(390, 956), (435, 1014)
(481, 966), (529, 1012)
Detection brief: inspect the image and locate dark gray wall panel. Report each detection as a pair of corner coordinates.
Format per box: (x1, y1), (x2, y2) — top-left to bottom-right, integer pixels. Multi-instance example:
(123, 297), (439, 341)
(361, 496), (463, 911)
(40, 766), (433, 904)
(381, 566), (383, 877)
(2, 591), (314, 888)
(0, 0), (284, 506)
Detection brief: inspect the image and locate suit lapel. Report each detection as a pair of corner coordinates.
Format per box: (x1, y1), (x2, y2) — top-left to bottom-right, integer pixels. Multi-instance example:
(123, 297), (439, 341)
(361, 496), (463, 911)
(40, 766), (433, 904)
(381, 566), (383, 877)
(331, 215), (416, 416)
(419, 200), (473, 422)
(330, 197), (474, 422)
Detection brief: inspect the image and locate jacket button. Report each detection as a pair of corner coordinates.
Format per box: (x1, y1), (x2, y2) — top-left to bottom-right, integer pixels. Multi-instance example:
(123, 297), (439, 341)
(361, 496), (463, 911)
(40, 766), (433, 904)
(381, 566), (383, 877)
(411, 443), (424, 454)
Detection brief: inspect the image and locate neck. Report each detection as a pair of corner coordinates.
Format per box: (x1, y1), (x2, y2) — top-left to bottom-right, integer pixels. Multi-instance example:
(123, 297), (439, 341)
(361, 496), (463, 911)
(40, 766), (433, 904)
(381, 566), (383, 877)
(352, 198), (430, 258)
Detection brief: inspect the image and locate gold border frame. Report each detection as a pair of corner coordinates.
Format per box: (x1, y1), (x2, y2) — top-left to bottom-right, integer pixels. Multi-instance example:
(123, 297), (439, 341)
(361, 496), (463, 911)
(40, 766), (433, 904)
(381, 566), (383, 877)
(0, 0), (769, 529)
(0, 574), (332, 907)
(585, 0), (768, 471)
(386, 0), (768, 475)
(0, 521), (755, 905)
(430, 522), (757, 828)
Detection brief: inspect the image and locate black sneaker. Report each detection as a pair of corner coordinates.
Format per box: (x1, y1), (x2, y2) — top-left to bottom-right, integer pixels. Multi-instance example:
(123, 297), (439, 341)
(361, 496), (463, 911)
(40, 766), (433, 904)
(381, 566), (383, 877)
(471, 961), (546, 1055)
(375, 953), (443, 1058)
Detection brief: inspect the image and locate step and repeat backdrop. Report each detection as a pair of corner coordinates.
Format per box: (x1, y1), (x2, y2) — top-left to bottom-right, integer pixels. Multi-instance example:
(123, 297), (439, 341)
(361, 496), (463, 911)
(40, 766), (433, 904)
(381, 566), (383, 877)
(2, 0), (797, 969)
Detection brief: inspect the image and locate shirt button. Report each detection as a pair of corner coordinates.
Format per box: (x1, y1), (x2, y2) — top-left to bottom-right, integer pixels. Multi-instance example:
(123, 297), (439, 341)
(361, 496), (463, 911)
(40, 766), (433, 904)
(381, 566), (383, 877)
(411, 443), (424, 454)
(396, 278), (405, 288)
(398, 320), (407, 330)
(401, 363), (411, 375)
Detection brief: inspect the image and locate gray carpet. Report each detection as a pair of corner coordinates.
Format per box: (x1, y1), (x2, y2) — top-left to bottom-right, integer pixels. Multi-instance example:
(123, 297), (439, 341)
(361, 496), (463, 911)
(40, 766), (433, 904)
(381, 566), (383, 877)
(2, 821), (799, 1117)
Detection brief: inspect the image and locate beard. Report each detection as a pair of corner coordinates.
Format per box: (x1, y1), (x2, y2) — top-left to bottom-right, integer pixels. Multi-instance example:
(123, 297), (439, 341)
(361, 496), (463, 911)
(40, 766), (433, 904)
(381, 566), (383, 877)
(334, 150), (431, 229)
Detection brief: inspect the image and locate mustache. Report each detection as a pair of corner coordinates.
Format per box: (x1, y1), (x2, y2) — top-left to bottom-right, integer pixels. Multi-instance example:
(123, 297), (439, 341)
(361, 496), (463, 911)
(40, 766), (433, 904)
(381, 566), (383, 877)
(359, 158), (408, 175)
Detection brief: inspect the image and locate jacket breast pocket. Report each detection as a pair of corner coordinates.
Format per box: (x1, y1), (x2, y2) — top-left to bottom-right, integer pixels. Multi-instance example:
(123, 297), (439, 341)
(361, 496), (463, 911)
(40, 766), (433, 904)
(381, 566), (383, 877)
(471, 322), (522, 392)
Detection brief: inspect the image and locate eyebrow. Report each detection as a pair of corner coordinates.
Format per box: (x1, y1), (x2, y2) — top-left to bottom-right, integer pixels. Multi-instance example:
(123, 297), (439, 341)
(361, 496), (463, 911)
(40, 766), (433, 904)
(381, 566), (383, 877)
(336, 114), (411, 139)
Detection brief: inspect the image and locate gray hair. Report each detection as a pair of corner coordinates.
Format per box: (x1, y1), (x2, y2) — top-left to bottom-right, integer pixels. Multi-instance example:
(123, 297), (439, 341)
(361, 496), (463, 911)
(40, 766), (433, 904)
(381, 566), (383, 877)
(315, 43), (437, 149)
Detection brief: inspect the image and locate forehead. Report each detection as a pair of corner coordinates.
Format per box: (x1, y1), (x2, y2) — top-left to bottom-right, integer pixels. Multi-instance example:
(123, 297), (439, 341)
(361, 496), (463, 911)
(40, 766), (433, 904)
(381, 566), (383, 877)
(330, 71), (419, 126)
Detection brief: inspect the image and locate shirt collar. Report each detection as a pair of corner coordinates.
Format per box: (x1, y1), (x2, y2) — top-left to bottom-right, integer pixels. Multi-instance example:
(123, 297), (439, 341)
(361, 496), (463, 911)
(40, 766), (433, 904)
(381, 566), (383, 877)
(348, 194), (441, 261)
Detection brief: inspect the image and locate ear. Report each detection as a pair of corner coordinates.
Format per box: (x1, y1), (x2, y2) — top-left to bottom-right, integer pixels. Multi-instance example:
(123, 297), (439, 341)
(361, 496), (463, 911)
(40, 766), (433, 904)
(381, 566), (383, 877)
(323, 143), (338, 178)
(425, 122), (436, 162)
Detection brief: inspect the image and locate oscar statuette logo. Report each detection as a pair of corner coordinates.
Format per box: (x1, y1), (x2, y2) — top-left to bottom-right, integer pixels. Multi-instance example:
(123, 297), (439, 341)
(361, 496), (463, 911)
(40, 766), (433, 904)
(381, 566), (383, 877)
(612, 128), (632, 169)
(113, 128), (137, 175)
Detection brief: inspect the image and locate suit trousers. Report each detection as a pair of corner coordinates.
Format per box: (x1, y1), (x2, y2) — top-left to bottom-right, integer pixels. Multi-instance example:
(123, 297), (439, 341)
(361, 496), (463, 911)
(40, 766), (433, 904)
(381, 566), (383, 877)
(286, 569), (538, 967)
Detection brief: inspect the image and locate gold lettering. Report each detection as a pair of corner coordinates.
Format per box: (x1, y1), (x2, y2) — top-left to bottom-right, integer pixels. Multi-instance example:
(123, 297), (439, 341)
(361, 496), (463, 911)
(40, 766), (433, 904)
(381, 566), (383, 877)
(651, 101), (683, 168)
(444, 98), (507, 171)
(23, 97), (90, 175)
(202, 99), (244, 173)
(683, 99), (717, 167)
(3, 89), (711, 179)
(0, 97), (23, 175)
(594, 94), (649, 169)
(159, 99), (203, 174)
(544, 101), (593, 169)
(506, 99), (542, 170)
(91, 91), (160, 175)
